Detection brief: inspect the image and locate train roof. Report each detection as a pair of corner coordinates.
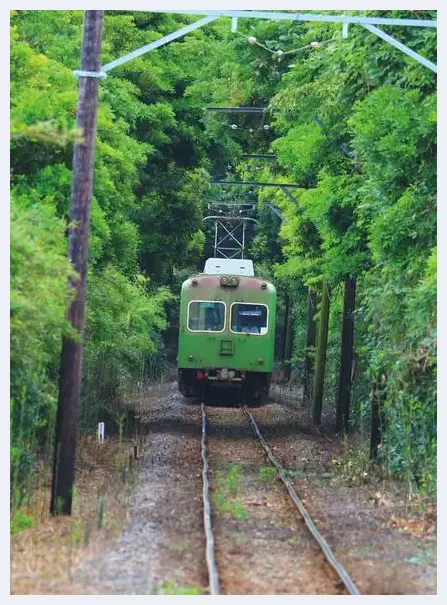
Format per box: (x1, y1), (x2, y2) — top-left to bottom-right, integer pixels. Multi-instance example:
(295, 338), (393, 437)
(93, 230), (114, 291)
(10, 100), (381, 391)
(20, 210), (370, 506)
(203, 258), (254, 277)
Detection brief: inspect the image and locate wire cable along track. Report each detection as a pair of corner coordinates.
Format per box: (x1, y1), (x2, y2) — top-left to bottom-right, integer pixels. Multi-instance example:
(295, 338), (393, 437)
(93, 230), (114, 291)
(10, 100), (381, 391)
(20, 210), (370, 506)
(201, 403), (220, 595)
(243, 405), (361, 596)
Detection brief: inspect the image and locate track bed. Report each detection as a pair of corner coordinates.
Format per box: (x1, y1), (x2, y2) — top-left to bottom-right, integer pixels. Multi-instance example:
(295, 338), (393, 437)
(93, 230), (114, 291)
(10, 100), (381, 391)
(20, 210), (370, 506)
(46, 384), (435, 595)
(204, 404), (349, 594)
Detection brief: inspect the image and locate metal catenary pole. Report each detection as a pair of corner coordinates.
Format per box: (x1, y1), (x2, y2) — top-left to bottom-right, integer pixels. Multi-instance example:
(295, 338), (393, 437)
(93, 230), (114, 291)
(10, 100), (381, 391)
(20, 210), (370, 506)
(50, 10), (105, 516)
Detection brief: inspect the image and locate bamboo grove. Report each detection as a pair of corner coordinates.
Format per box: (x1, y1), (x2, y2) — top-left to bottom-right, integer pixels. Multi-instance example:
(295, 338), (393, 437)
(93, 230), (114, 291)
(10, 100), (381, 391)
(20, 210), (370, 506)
(10, 10), (437, 522)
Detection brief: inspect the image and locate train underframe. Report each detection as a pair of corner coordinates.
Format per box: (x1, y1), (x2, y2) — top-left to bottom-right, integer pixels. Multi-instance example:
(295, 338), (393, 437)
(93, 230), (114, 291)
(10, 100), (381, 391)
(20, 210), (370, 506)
(178, 368), (271, 404)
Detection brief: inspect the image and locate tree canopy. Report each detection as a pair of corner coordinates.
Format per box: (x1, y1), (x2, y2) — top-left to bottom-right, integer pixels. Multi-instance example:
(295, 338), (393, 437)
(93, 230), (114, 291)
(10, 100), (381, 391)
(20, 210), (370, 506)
(10, 10), (437, 507)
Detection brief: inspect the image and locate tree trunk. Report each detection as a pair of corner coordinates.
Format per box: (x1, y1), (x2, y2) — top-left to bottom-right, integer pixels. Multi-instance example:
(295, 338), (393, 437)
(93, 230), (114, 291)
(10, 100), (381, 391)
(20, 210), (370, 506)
(336, 277), (356, 433)
(51, 11), (104, 516)
(312, 280), (330, 425)
(283, 294), (293, 381)
(370, 373), (386, 461)
(303, 288), (317, 405)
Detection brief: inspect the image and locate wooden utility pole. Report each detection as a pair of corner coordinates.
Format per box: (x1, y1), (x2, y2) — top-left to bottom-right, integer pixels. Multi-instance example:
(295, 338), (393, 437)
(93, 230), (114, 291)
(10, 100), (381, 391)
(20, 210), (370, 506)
(283, 294), (293, 381)
(303, 288), (317, 405)
(336, 277), (356, 433)
(312, 280), (330, 425)
(51, 11), (104, 515)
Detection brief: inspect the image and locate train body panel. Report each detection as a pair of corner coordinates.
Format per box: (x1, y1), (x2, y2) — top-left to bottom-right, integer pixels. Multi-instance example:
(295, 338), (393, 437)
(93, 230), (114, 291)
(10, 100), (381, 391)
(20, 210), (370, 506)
(177, 270), (276, 401)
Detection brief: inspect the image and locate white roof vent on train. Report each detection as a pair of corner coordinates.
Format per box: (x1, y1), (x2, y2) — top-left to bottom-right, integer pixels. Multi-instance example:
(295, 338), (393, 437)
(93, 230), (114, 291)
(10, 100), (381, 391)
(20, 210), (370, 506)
(203, 258), (254, 277)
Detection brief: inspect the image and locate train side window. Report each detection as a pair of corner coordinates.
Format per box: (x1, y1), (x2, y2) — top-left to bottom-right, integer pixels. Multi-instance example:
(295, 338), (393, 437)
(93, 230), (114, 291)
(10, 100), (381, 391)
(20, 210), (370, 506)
(187, 301), (226, 332)
(231, 303), (268, 335)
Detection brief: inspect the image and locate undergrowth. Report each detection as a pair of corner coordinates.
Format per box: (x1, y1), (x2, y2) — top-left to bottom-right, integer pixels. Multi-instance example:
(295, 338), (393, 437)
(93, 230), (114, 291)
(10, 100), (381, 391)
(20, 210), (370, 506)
(213, 464), (248, 521)
(259, 465), (277, 484)
(154, 581), (204, 595)
(331, 439), (384, 487)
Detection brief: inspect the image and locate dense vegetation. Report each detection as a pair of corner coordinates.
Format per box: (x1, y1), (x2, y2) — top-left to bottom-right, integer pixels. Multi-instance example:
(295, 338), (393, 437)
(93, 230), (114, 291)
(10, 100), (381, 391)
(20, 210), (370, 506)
(10, 10), (436, 514)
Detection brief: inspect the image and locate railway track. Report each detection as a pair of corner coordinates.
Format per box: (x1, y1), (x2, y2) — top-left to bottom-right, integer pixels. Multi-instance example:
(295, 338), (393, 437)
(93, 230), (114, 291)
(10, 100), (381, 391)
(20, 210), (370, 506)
(200, 401), (360, 596)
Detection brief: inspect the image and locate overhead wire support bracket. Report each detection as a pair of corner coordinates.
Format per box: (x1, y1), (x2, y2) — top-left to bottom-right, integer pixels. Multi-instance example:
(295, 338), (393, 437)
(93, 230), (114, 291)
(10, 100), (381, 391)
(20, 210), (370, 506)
(242, 154), (276, 159)
(206, 107), (268, 113)
(361, 23), (437, 73)
(99, 15), (218, 74)
(75, 11), (437, 81)
(211, 180), (302, 188)
(265, 202), (288, 224)
(148, 10), (437, 28)
(279, 186), (303, 212)
(148, 10), (437, 72)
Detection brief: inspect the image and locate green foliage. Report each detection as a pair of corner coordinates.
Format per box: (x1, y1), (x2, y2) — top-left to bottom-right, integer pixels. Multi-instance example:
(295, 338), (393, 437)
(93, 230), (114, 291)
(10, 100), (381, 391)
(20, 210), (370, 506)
(331, 440), (381, 487)
(214, 465), (248, 520)
(223, 464), (244, 495)
(273, 123), (326, 185)
(258, 465), (277, 483)
(192, 10), (437, 495)
(154, 581), (204, 595)
(81, 268), (172, 428)
(10, 194), (74, 503)
(10, 9), (437, 515)
(10, 511), (35, 535)
(71, 519), (84, 546)
(10, 10), (217, 512)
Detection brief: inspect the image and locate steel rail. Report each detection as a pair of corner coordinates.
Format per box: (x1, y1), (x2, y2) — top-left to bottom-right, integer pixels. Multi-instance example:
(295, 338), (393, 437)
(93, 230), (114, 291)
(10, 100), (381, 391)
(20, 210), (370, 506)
(201, 403), (220, 595)
(243, 405), (361, 596)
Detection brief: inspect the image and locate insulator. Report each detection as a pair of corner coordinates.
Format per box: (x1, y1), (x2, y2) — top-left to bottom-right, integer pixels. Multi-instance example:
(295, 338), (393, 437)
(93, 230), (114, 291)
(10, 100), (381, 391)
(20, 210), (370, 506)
(248, 36), (257, 45)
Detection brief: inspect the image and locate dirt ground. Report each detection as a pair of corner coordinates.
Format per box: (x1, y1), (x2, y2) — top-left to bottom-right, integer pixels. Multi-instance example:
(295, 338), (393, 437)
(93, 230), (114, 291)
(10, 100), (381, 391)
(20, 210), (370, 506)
(10, 381), (437, 595)
(73, 387), (207, 594)
(256, 385), (437, 595)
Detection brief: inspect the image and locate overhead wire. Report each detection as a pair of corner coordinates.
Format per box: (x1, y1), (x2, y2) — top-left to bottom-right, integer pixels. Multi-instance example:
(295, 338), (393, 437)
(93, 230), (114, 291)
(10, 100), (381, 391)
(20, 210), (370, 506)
(212, 31), (326, 135)
(232, 28), (325, 58)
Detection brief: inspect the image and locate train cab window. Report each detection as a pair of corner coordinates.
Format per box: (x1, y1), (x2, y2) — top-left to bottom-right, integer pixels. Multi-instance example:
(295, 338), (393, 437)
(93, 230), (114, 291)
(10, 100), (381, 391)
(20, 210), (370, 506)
(231, 303), (268, 335)
(187, 301), (226, 332)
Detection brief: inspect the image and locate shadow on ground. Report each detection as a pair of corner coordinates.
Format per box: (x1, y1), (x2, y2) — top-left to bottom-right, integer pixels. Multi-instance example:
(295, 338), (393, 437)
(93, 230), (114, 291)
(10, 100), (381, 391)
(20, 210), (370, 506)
(140, 385), (336, 443)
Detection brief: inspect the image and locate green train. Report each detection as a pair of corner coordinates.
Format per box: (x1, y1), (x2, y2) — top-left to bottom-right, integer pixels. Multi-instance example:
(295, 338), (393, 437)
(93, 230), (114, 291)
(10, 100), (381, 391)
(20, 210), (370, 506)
(177, 258), (277, 403)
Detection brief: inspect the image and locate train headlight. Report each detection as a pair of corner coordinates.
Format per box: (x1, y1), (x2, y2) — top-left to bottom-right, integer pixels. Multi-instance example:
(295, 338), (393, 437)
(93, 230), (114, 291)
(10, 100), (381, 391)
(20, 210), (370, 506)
(220, 275), (230, 286)
(230, 276), (239, 287)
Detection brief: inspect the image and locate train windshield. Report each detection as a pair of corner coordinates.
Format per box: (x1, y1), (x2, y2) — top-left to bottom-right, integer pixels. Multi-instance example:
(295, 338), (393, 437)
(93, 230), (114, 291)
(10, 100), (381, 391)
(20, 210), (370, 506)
(188, 301), (226, 332)
(231, 303), (268, 335)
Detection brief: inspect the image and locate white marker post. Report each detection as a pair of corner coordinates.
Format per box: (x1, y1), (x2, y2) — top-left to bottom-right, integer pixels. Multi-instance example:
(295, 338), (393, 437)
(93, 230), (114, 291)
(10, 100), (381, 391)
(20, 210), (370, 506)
(97, 422), (105, 442)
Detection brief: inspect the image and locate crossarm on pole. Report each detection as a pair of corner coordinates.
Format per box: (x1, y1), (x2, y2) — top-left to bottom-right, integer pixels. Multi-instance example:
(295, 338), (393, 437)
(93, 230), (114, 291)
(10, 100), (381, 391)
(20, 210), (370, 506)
(147, 10), (437, 28)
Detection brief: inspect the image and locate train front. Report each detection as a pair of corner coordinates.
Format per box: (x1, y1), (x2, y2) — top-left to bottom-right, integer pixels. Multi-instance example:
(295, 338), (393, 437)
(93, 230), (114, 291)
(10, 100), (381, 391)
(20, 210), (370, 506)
(177, 259), (276, 403)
